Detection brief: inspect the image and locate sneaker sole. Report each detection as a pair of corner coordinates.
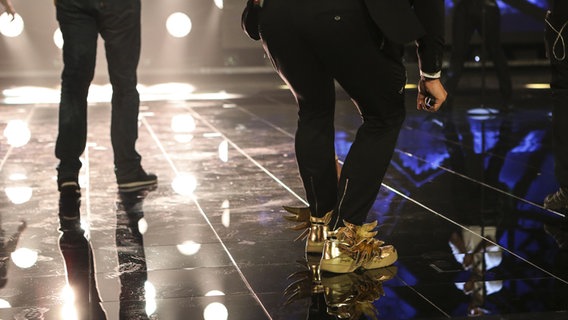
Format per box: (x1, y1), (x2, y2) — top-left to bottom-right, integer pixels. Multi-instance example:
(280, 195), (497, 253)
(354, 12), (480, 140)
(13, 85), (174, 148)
(118, 180), (158, 192)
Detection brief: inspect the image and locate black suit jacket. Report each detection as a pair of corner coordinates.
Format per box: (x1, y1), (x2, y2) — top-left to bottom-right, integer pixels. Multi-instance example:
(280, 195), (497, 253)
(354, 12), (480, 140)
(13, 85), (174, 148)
(365, 0), (445, 74)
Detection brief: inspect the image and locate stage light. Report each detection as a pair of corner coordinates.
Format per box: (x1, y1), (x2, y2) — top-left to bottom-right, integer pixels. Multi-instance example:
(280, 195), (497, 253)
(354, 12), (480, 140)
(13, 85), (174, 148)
(53, 28), (63, 49)
(0, 12), (24, 37)
(166, 12), (192, 38)
(214, 0), (224, 9)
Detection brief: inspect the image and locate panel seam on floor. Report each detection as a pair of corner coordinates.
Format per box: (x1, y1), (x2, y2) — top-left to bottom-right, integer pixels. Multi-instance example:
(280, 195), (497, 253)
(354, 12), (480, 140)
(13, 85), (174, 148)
(140, 112), (274, 320)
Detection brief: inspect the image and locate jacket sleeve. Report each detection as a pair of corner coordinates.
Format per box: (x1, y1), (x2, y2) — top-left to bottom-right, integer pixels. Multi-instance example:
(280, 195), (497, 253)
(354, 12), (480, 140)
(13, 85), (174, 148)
(412, 0), (445, 78)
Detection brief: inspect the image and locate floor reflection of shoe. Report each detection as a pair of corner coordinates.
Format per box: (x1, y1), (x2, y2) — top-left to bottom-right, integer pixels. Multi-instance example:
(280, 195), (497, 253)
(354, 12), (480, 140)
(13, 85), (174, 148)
(117, 169), (158, 192)
(321, 266), (397, 319)
(544, 187), (568, 211)
(544, 223), (568, 249)
(284, 256), (324, 305)
(58, 183), (82, 232)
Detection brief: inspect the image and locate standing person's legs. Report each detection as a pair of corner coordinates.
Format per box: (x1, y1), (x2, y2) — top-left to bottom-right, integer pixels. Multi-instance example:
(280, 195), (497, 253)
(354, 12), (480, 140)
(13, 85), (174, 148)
(444, 2), (476, 98)
(99, 0), (145, 183)
(545, 10), (568, 210)
(55, 0), (98, 189)
(482, 5), (512, 105)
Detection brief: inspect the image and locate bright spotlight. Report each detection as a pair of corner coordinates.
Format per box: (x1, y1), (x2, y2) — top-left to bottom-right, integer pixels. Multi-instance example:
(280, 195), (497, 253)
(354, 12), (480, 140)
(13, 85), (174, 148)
(214, 0), (224, 9)
(166, 12), (192, 38)
(3, 120), (31, 147)
(0, 12), (24, 37)
(53, 28), (63, 49)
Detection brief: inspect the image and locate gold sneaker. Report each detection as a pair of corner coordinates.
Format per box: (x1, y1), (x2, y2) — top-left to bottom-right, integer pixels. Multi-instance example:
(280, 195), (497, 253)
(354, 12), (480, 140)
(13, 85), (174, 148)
(320, 220), (398, 273)
(283, 206), (332, 254)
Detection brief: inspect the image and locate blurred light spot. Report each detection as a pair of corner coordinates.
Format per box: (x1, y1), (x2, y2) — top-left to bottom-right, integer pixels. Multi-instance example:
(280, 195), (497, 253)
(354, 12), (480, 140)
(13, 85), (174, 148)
(204, 302), (228, 320)
(177, 240), (201, 255)
(138, 217), (148, 234)
(166, 12), (192, 38)
(467, 107), (498, 120)
(221, 200), (230, 228)
(214, 0), (224, 9)
(142, 82), (195, 101)
(53, 28), (63, 49)
(3, 120), (31, 147)
(172, 173), (197, 196)
(8, 173), (27, 181)
(474, 55), (481, 62)
(203, 132), (222, 138)
(11, 247), (38, 269)
(0, 13), (24, 37)
(171, 114), (196, 133)
(174, 134), (194, 143)
(2, 83), (242, 105)
(0, 299), (11, 308)
(205, 290), (225, 297)
(525, 83), (550, 89)
(145, 281), (157, 316)
(5, 186), (32, 204)
(2, 86), (60, 104)
(218, 140), (229, 162)
(405, 84), (418, 89)
(60, 285), (79, 320)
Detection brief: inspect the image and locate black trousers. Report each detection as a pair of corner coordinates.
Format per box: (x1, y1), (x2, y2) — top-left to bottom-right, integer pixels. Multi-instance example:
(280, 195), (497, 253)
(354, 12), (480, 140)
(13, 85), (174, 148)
(546, 9), (568, 188)
(259, 0), (407, 228)
(445, 0), (512, 103)
(55, 0), (142, 183)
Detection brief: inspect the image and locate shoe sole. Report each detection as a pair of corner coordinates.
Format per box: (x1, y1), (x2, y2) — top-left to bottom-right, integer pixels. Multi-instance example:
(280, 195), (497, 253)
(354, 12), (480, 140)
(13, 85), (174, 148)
(118, 180), (158, 192)
(320, 250), (398, 274)
(362, 250), (398, 270)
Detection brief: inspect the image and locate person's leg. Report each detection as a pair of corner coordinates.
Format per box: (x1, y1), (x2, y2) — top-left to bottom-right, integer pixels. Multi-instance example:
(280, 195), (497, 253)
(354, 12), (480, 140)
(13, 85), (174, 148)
(328, 38), (407, 228)
(99, 0), (155, 190)
(444, 2), (476, 98)
(544, 9), (568, 210)
(482, 5), (512, 106)
(54, 0), (98, 189)
(260, 0), (338, 218)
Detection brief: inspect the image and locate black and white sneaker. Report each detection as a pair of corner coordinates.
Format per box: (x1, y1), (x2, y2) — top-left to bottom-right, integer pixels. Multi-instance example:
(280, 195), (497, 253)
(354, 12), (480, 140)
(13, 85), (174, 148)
(117, 170), (158, 192)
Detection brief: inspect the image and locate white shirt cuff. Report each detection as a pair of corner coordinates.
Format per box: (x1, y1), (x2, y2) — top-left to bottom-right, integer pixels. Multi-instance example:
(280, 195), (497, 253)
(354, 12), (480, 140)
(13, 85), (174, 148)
(420, 70), (442, 79)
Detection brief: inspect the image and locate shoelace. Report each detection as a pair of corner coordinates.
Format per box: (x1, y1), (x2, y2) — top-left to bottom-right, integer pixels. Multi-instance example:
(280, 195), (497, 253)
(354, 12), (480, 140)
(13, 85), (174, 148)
(546, 16), (568, 61)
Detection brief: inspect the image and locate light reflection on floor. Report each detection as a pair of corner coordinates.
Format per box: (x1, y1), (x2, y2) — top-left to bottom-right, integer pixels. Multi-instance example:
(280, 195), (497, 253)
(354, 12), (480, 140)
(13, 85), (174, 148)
(0, 70), (567, 319)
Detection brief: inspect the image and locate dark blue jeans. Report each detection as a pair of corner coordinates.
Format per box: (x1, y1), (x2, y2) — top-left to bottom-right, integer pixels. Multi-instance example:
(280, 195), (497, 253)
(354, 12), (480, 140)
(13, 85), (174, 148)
(55, 0), (142, 183)
(259, 0), (407, 228)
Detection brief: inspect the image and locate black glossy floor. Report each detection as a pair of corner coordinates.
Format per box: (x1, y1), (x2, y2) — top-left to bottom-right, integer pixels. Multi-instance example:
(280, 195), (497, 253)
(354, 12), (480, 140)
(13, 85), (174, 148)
(1, 66), (567, 320)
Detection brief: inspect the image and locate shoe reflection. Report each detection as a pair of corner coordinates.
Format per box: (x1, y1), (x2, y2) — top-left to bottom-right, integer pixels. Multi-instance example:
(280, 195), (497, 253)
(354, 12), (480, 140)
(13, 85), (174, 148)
(285, 256), (397, 320)
(116, 190), (152, 320)
(58, 195), (107, 320)
(0, 219), (27, 291)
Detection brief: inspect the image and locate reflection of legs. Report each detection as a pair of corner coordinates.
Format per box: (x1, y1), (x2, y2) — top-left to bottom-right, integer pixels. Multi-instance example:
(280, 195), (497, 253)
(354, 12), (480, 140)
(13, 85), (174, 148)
(544, 12), (568, 210)
(444, 3), (476, 97)
(482, 6), (512, 104)
(54, 2), (98, 187)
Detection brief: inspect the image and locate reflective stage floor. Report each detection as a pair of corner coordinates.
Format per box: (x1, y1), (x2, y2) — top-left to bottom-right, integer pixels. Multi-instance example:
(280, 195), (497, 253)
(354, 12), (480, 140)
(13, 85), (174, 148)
(0, 66), (567, 320)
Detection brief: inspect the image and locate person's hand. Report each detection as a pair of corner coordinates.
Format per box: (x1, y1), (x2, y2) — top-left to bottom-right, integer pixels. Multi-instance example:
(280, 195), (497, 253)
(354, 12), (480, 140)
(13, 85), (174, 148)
(417, 77), (447, 112)
(1, 0), (16, 20)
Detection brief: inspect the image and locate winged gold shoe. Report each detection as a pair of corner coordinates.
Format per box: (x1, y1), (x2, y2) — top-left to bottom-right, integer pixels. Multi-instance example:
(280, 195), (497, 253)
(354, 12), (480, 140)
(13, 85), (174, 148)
(320, 220), (398, 273)
(283, 206), (333, 254)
